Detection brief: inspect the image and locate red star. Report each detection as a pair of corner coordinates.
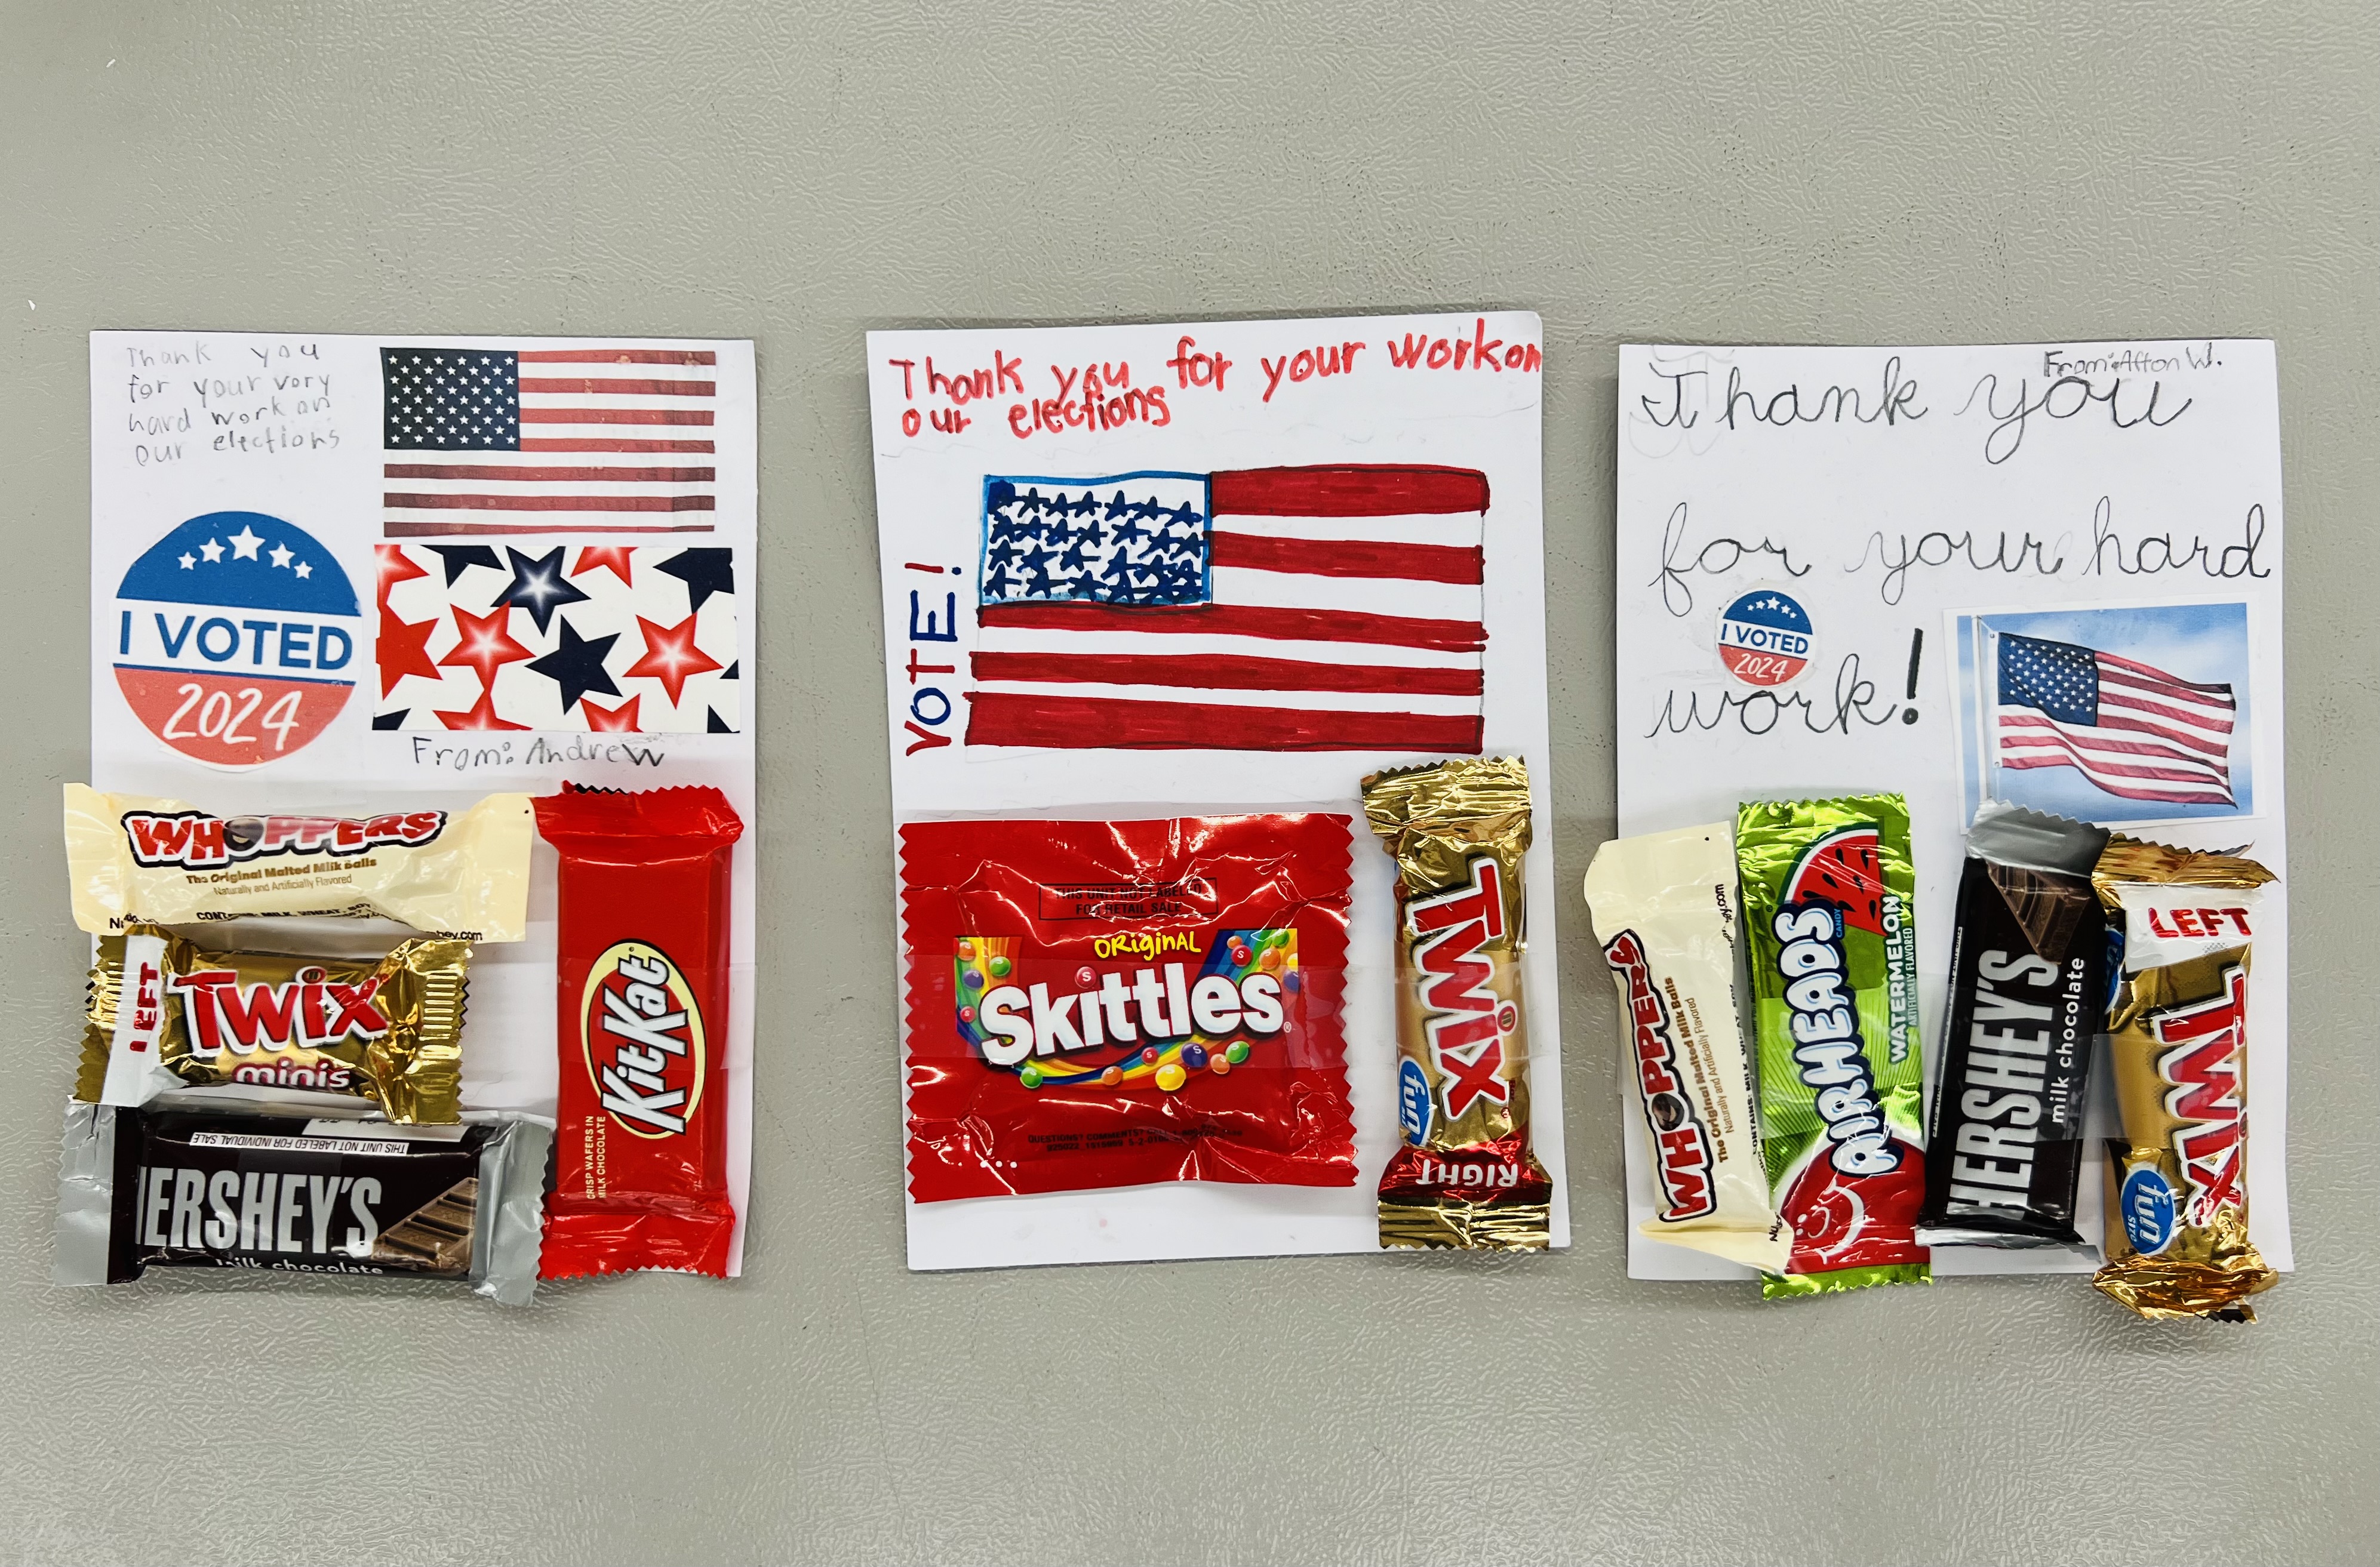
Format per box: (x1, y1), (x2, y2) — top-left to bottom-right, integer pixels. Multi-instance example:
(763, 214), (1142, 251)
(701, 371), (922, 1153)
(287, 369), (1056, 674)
(437, 605), (534, 692)
(376, 605), (443, 697)
(582, 694), (643, 732)
(623, 614), (722, 707)
(432, 686), (529, 731)
(375, 544), (430, 607)
(573, 544), (636, 586)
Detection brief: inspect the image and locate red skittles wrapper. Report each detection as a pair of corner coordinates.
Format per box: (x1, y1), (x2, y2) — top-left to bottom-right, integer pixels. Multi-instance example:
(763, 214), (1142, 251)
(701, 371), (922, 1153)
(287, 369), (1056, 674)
(899, 815), (1356, 1200)
(533, 786), (743, 1278)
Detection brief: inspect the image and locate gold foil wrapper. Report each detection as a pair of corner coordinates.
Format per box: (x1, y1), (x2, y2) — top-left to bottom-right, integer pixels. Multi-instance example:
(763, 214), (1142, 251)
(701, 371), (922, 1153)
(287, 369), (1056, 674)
(2091, 841), (2276, 1321)
(1363, 757), (1550, 1250)
(79, 924), (468, 1123)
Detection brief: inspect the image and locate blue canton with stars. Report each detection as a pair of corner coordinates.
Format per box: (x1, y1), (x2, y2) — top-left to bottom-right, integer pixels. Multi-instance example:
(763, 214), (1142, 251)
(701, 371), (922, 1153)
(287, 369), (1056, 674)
(979, 476), (1209, 607)
(1997, 633), (2099, 724)
(382, 348), (521, 450)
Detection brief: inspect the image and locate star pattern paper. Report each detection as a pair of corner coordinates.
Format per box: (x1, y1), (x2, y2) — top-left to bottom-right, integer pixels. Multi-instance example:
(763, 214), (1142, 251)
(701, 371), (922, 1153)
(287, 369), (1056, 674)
(373, 543), (738, 732)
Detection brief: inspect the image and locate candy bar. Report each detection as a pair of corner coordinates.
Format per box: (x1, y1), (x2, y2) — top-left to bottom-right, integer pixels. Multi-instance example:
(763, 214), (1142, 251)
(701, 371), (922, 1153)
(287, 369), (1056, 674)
(1918, 804), (2108, 1249)
(533, 786), (743, 1279)
(1736, 794), (1929, 1296)
(53, 1106), (550, 1305)
(1364, 757), (1550, 1251)
(79, 924), (468, 1123)
(900, 814), (1356, 1200)
(64, 784), (531, 941)
(1585, 823), (1790, 1271)
(2091, 837), (2277, 1321)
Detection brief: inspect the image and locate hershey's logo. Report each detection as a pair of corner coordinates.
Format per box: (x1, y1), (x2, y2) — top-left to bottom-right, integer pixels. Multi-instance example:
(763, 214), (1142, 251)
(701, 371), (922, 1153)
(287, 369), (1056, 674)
(134, 1164), (385, 1258)
(1940, 950), (2074, 1209)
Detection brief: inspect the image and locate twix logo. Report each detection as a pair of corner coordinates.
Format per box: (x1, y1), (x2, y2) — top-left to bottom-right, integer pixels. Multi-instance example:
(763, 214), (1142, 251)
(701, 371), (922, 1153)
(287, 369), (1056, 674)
(1405, 855), (1518, 1121)
(1601, 930), (1716, 1221)
(170, 968), (392, 1055)
(2152, 962), (2249, 1227)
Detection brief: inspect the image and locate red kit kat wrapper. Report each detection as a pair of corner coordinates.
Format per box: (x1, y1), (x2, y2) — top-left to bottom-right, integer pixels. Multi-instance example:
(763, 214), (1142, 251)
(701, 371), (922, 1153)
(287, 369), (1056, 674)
(533, 786), (743, 1278)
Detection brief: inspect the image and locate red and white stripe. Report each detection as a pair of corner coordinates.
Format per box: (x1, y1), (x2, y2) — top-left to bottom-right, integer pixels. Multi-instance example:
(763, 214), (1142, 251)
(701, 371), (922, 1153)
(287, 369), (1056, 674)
(967, 465), (1488, 751)
(383, 348), (717, 536)
(1998, 648), (2236, 805)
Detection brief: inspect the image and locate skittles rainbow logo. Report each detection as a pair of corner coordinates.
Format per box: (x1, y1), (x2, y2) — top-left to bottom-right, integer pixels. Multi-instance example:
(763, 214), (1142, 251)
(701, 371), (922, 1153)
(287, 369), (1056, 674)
(112, 512), (361, 766)
(1717, 587), (1814, 688)
(952, 929), (1297, 1091)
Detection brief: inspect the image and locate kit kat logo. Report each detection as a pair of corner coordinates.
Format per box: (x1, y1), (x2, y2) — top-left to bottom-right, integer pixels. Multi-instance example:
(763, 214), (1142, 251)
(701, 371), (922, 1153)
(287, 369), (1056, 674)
(1405, 855), (1518, 1122)
(580, 940), (706, 1138)
(2152, 962), (2248, 1227)
(111, 512), (361, 766)
(1601, 929), (1717, 1221)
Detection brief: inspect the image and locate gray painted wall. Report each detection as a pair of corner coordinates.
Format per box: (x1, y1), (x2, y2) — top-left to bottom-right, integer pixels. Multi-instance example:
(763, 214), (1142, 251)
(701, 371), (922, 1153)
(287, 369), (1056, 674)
(3, 2), (2373, 1562)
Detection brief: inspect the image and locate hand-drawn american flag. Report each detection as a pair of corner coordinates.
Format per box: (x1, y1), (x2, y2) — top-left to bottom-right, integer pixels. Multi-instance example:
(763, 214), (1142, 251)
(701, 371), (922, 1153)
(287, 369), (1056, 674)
(965, 465), (1487, 752)
(380, 346), (717, 536)
(1995, 632), (2236, 805)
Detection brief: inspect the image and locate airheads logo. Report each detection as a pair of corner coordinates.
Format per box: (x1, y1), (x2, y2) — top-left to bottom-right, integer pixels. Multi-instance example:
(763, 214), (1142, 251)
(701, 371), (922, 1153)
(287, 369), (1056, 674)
(112, 512), (360, 766)
(1717, 587), (1813, 687)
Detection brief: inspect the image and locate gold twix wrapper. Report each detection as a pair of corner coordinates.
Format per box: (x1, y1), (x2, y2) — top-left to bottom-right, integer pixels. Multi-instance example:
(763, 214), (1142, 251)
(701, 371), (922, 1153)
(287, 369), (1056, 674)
(1585, 824), (1791, 1272)
(1363, 757), (1551, 1251)
(79, 924), (468, 1123)
(64, 784), (531, 941)
(2092, 837), (2277, 1321)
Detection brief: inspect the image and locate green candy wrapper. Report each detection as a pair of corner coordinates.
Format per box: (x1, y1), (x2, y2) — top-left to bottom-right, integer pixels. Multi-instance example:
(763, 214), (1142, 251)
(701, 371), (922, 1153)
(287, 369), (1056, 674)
(1736, 795), (1930, 1297)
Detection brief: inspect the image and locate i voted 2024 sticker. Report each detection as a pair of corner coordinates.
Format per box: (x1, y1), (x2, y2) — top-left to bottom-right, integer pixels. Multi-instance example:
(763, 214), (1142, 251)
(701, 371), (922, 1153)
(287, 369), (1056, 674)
(112, 512), (360, 766)
(1716, 587), (1815, 688)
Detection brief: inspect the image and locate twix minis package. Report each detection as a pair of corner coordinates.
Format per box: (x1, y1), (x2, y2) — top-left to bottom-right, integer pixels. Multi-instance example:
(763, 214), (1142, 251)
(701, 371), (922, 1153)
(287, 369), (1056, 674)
(1364, 757), (1550, 1251)
(2092, 837), (2277, 1321)
(534, 786), (743, 1279)
(65, 784), (532, 941)
(78, 924), (468, 1123)
(1585, 823), (1790, 1272)
(1737, 795), (1929, 1297)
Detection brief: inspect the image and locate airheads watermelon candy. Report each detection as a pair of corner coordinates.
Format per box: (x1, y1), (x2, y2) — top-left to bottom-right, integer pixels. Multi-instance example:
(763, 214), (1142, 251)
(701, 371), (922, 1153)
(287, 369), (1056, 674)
(1737, 795), (1929, 1297)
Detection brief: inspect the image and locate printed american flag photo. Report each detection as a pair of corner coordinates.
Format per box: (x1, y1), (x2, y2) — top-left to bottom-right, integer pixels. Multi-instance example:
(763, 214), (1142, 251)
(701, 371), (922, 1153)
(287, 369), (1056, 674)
(1993, 629), (2237, 806)
(965, 465), (1489, 752)
(380, 345), (718, 536)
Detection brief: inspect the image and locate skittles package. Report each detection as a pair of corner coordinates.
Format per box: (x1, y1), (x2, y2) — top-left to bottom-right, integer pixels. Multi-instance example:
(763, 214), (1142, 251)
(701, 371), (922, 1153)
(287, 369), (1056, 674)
(1364, 758), (1550, 1251)
(2091, 836), (2277, 1322)
(1736, 795), (1929, 1296)
(899, 814), (1356, 1200)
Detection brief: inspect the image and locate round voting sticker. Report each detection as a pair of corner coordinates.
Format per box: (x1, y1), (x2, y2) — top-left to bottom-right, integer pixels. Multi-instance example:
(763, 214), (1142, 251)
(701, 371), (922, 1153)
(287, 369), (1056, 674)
(1716, 587), (1814, 688)
(112, 512), (360, 766)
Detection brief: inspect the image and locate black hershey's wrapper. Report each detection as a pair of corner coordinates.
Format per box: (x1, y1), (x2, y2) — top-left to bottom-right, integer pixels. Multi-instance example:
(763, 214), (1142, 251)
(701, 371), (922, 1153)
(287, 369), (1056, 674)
(104, 1110), (494, 1282)
(1920, 806), (2108, 1249)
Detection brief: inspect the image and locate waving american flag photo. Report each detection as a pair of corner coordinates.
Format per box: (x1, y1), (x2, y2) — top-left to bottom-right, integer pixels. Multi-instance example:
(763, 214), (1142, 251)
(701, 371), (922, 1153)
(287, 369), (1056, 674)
(1960, 601), (2255, 824)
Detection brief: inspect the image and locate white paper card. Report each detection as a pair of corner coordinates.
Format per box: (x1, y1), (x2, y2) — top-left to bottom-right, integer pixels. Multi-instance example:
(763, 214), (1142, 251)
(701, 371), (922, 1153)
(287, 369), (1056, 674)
(868, 313), (1568, 1270)
(89, 331), (760, 1272)
(1614, 340), (2288, 1280)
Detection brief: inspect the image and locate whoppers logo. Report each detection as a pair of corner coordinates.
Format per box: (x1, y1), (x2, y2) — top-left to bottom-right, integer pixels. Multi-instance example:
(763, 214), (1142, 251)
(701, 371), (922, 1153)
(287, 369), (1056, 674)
(112, 512), (361, 765)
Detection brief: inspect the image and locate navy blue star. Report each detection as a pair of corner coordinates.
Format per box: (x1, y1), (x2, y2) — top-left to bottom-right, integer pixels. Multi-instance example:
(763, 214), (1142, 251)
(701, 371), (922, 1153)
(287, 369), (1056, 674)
(525, 618), (621, 713)
(656, 548), (734, 614)
(428, 544), (502, 586)
(493, 546), (590, 635)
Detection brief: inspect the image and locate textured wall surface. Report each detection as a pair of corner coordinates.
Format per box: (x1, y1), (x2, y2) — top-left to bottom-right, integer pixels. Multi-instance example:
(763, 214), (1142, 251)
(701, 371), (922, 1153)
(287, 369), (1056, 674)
(3, 3), (2375, 1563)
